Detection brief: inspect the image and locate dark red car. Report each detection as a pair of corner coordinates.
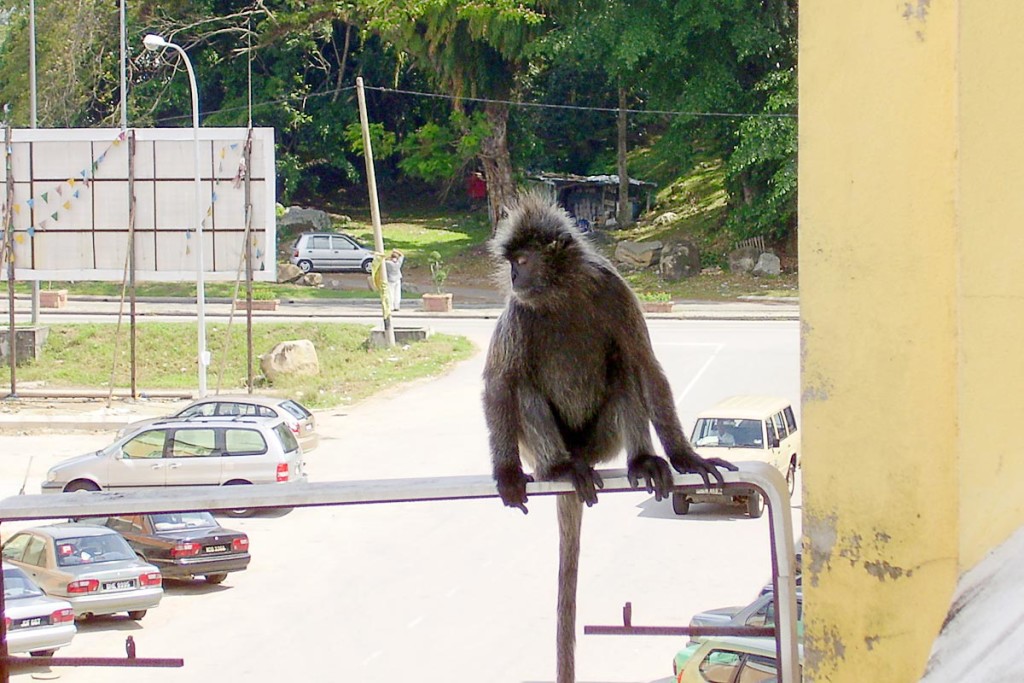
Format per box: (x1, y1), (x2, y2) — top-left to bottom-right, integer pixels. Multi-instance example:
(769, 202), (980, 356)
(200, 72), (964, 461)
(78, 512), (250, 585)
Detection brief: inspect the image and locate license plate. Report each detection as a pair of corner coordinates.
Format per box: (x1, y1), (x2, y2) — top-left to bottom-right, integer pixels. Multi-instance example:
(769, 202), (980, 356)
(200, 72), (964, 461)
(103, 580), (136, 591)
(205, 545), (227, 553)
(14, 617), (43, 629)
(696, 487), (723, 496)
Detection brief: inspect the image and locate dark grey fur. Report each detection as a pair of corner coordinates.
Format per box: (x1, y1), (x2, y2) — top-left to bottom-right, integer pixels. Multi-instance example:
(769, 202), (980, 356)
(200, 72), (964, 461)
(482, 194), (736, 683)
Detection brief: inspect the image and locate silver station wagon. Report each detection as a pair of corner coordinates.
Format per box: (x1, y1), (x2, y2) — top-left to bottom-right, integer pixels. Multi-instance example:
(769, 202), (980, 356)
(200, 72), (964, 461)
(41, 417), (307, 516)
(289, 232), (375, 273)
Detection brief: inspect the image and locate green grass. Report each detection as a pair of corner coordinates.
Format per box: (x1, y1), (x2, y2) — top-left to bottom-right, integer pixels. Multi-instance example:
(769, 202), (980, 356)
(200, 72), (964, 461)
(14, 281), (377, 301)
(1, 322), (475, 409)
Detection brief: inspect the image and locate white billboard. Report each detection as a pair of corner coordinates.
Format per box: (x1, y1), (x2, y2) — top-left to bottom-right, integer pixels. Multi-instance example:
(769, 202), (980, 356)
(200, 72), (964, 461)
(1, 127), (276, 282)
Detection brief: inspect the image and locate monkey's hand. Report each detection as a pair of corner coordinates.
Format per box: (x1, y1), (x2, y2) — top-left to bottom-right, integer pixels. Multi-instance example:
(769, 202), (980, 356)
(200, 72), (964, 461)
(547, 460), (604, 507)
(668, 451), (738, 489)
(627, 455), (675, 501)
(495, 468), (534, 514)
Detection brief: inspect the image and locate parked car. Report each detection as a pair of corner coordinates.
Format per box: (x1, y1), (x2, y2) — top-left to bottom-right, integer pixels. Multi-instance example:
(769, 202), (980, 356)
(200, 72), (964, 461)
(674, 636), (802, 683)
(77, 512), (250, 584)
(289, 232), (375, 273)
(674, 395), (801, 518)
(1, 525), (163, 620)
(685, 590), (804, 647)
(117, 395), (318, 454)
(42, 416), (307, 517)
(3, 563), (76, 657)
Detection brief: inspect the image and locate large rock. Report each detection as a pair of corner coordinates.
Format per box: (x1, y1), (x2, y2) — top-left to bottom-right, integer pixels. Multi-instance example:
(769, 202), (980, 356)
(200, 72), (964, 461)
(728, 245), (762, 273)
(653, 211), (680, 226)
(299, 272), (323, 287)
(277, 263), (303, 283)
(753, 252), (782, 277)
(614, 240), (664, 268)
(260, 340), (320, 383)
(278, 206), (332, 233)
(659, 239), (702, 280)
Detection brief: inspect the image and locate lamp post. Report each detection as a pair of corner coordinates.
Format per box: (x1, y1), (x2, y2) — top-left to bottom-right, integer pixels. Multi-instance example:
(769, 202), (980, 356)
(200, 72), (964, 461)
(143, 34), (209, 397)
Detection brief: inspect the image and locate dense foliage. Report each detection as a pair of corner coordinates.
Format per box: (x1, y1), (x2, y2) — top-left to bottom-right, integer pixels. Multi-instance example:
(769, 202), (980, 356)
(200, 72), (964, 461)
(0, 0), (796, 243)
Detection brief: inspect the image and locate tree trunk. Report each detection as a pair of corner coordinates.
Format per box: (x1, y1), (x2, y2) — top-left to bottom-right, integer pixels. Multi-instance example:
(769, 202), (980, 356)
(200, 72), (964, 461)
(479, 99), (517, 233)
(616, 85), (632, 228)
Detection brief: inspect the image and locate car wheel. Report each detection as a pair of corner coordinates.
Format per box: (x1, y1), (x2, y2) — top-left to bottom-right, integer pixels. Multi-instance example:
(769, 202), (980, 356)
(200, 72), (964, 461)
(127, 610), (147, 621)
(361, 258), (373, 274)
(671, 492), (690, 515)
(205, 573), (228, 585)
(746, 490), (765, 518)
(297, 259), (313, 273)
(786, 459), (798, 496)
(222, 480), (254, 518)
(64, 480), (100, 493)
(29, 649), (56, 658)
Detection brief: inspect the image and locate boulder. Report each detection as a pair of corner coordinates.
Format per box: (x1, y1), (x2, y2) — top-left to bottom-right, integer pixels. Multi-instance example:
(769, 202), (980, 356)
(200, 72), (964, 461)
(659, 240), (702, 280)
(614, 240), (664, 268)
(753, 252), (782, 277)
(653, 211), (680, 226)
(278, 206), (332, 233)
(299, 272), (323, 287)
(260, 340), (320, 383)
(277, 263), (303, 283)
(728, 245), (762, 273)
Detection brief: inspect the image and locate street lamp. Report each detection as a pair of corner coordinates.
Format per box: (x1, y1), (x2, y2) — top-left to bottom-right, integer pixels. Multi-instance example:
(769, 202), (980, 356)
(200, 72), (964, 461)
(143, 34), (209, 397)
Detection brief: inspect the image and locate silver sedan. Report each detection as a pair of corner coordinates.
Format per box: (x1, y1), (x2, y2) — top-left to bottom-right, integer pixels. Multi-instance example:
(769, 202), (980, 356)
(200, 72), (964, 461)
(3, 563), (77, 657)
(2, 525), (163, 621)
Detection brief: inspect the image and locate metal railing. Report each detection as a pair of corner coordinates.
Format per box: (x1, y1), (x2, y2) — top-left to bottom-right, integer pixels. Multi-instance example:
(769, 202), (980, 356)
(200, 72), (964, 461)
(0, 461), (798, 682)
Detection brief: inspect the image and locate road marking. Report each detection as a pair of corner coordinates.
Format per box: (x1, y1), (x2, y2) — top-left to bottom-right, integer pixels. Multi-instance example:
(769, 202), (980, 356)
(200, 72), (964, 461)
(674, 343), (725, 405)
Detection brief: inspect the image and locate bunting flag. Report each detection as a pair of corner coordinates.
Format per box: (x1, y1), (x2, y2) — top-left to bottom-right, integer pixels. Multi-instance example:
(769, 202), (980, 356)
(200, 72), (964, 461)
(27, 227), (35, 237)
(56, 186), (63, 197)
(26, 198), (34, 208)
(72, 190), (79, 199)
(50, 211), (58, 221)
(62, 201), (71, 210)
(13, 204), (20, 215)
(14, 233), (24, 244)
(68, 178), (76, 188)
(41, 192), (48, 203)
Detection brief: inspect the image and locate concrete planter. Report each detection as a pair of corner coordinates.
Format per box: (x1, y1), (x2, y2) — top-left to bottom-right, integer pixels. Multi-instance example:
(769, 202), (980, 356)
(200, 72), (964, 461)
(641, 301), (674, 313)
(421, 293), (453, 312)
(235, 299), (280, 311)
(40, 289), (68, 309)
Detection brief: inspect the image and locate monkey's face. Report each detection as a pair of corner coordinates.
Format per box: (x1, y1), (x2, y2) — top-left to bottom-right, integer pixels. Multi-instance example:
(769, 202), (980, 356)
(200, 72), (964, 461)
(507, 238), (570, 305)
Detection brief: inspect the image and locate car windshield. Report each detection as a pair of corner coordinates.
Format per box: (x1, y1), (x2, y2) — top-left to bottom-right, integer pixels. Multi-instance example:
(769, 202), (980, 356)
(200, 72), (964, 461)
(151, 512), (217, 531)
(3, 567), (44, 600)
(692, 418), (764, 449)
(55, 533), (136, 566)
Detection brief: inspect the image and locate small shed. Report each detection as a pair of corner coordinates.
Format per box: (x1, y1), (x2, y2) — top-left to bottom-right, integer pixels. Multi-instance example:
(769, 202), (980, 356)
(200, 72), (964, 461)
(525, 172), (656, 229)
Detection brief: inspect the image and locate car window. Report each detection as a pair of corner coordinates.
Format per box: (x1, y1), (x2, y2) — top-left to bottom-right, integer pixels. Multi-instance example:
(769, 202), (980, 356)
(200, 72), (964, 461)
(693, 418), (765, 449)
(123, 430), (167, 459)
(784, 406), (797, 433)
(170, 429), (218, 457)
(698, 649), (742, 683)
(280, 400), (311, 420)
(309, 235), (330, 249)
(106, 516), (141, 534)
(765, 420), (778, 444)
(179, 403), (217, 418)
(737, 655), (778, 683)
(224, 428), (268, 456)
(22, 536), (48, 567)
(332, 235), (357, 250)
(772, 412), (788, 438)
(56, 534), (136, 566)
(2, 533), (32, 562)
(3, 566), (44, 599)
(152, 511), (217, 531)
(273, 423), (300, 453)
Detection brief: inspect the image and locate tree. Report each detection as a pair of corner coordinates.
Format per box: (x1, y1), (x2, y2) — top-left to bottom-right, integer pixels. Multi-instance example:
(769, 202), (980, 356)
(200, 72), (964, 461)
(356, 0), (561, 229)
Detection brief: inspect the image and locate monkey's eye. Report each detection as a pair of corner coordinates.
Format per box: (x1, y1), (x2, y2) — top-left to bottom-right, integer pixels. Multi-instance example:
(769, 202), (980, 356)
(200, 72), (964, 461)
(515, 254), (529, 266)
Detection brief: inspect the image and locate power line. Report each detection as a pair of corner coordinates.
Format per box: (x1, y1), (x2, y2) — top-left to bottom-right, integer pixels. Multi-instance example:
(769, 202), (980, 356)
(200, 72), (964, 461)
(153, 81), (795, 125)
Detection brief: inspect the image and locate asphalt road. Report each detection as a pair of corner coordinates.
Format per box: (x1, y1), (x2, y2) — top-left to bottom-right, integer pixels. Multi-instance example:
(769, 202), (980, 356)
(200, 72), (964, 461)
(0, 317), (801, 683)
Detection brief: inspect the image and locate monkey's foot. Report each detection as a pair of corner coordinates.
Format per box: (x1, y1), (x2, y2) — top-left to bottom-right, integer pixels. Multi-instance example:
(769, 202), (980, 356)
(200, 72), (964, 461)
(669, 453), (738, 488)
(546, 460), (604, 507)
(627, 454), (675, 501)
(495, 469), (534, 514)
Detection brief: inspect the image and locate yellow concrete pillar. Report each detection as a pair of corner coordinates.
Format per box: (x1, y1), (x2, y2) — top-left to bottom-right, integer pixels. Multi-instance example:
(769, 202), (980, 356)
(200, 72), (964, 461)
(801, 1), (1024, 680)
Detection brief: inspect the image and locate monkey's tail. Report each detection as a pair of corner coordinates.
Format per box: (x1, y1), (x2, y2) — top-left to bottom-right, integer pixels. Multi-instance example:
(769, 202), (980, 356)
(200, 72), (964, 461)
(556, 493), (583, 683)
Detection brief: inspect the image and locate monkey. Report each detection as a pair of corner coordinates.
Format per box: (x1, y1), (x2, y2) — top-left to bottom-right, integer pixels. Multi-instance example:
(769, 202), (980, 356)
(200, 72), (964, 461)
(482, 194), (737, 683)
